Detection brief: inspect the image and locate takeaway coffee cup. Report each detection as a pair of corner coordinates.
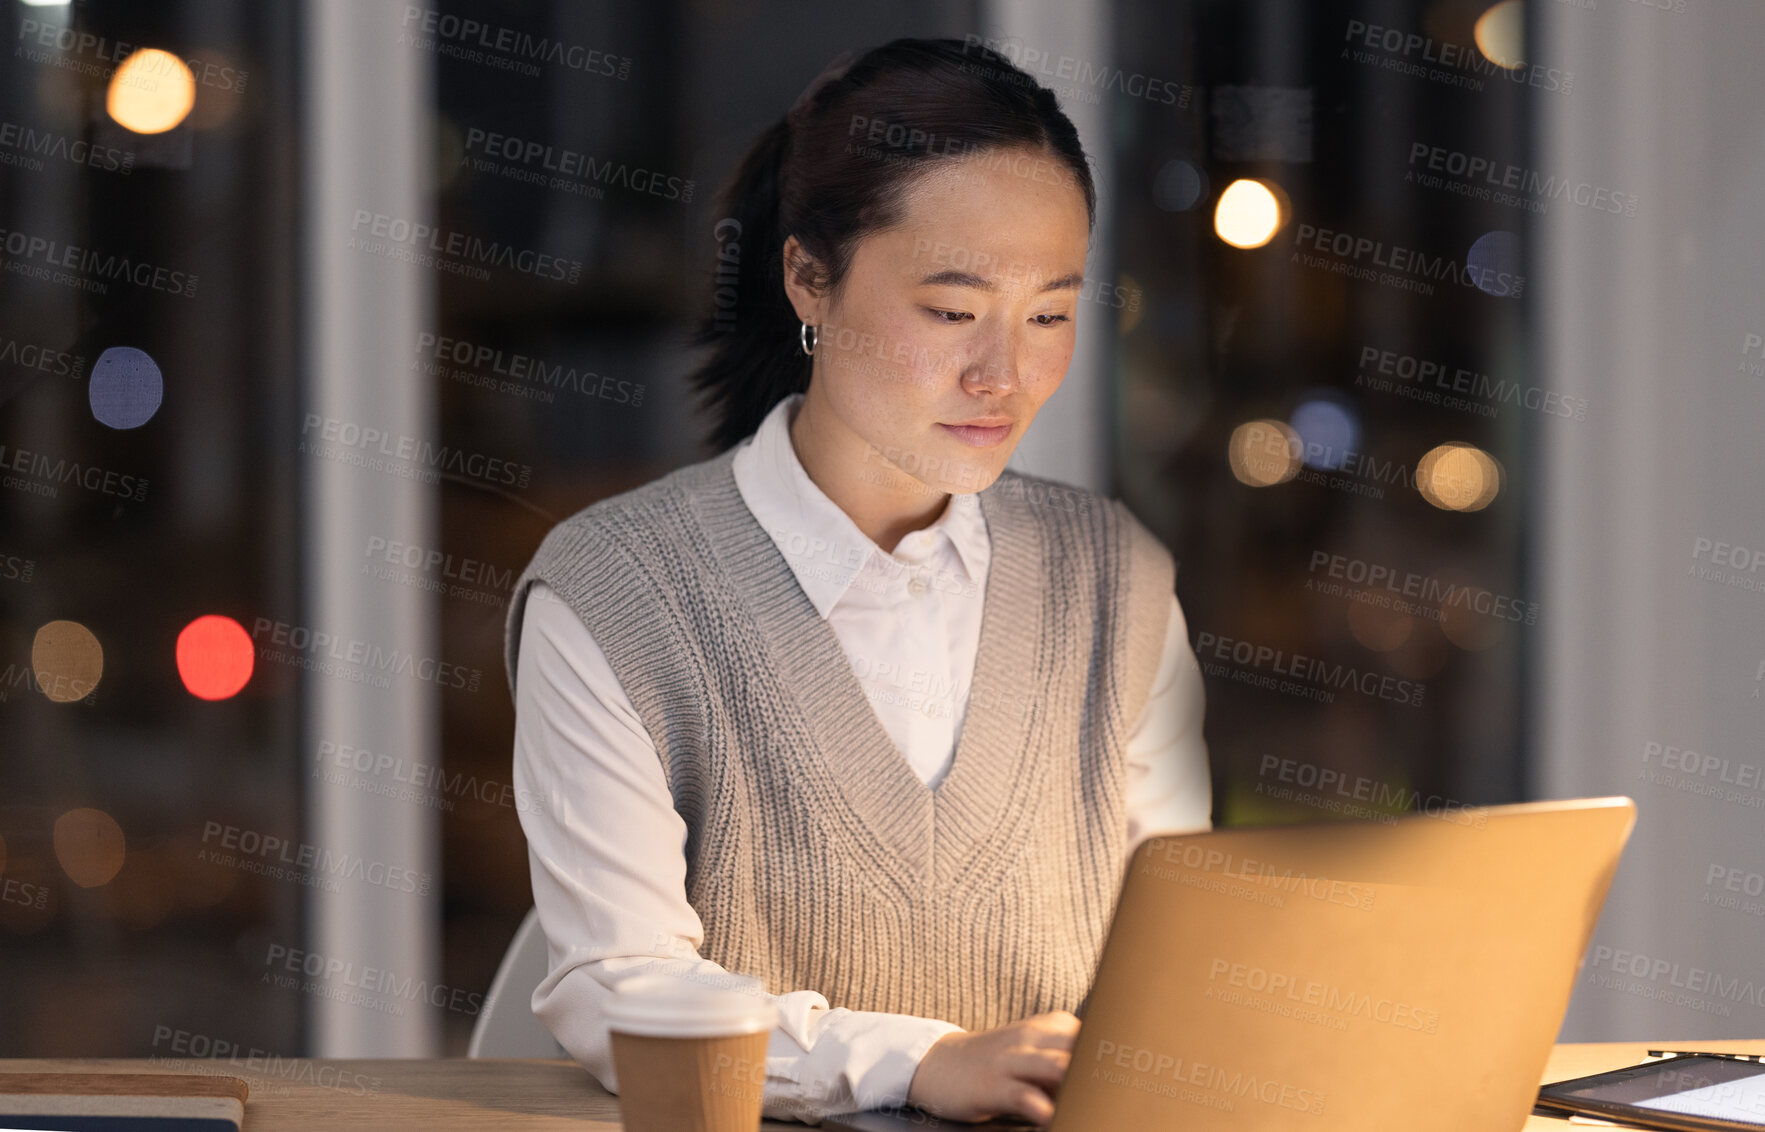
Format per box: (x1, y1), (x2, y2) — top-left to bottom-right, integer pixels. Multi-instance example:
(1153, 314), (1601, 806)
(605, 972), (778, 1132)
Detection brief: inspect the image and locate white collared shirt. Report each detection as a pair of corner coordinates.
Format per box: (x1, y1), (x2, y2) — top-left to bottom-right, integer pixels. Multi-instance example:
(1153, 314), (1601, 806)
(513, 393), (1211, 1121)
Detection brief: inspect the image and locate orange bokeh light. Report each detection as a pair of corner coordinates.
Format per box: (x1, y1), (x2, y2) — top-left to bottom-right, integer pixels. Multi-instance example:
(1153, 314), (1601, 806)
(54, 808), (126, 888)
(176, 615), (255, 700)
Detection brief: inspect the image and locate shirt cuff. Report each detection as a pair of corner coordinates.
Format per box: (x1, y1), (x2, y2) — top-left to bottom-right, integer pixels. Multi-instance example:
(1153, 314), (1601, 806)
(810, 1009), (966, 1115)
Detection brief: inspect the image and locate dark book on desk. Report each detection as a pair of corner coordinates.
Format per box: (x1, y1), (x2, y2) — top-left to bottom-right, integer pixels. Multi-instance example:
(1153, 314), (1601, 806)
(0, 1071), (248, 1131)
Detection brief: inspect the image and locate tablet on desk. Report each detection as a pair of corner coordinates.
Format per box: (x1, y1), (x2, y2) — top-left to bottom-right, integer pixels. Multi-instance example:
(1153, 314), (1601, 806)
(1538, 1054), (1765, 1130)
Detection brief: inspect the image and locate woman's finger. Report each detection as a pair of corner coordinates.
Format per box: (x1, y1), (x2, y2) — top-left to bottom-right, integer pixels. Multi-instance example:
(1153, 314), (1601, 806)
(999, 1081), (1057, 1125)
(1005, 1045), (1071, 1089)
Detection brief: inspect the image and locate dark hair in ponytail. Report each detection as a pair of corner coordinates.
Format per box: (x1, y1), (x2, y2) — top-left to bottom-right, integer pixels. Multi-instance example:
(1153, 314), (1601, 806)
(688, 36), (1098, 454)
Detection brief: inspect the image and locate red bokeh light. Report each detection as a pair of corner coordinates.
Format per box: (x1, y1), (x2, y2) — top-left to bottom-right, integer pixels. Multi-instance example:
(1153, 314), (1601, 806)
(176, 615), (254, 700)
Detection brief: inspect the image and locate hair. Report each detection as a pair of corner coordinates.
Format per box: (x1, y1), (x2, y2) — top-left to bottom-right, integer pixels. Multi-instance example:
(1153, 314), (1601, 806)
(687, 36), (1098, 454)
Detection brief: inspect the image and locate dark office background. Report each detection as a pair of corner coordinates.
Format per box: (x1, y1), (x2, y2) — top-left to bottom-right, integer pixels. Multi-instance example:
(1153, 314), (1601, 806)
(3, 0), (1760, 1058)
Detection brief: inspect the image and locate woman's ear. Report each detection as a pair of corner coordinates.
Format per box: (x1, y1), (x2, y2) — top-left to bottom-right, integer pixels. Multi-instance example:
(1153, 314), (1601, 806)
(781, 235), (825, 325)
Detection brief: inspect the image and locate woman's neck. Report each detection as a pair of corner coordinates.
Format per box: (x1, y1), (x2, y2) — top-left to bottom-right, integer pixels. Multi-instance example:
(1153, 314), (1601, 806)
(787, 390), (951, 555)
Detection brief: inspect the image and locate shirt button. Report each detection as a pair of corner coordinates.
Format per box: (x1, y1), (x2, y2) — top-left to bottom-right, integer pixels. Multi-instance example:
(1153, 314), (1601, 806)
(907, 578), (928, 596)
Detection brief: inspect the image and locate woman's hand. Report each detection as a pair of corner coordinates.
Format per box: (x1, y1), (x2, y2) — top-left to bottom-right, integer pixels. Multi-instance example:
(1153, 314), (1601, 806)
(904, 1010), (1081, 1126)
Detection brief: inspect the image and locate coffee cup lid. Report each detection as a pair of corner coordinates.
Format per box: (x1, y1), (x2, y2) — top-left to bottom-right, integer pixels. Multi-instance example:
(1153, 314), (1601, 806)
(604, 972), (779, 1038)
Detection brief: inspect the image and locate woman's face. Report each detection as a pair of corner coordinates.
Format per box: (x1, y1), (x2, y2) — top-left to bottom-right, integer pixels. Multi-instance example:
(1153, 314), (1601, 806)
(786, 145), (1092, 497)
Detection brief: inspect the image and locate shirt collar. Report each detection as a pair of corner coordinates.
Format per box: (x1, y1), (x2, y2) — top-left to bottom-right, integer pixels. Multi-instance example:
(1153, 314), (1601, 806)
(731, 392), (988, 619)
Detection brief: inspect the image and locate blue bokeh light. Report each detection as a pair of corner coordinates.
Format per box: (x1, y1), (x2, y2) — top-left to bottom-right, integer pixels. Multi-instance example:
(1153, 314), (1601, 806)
(1467, 230), (1523, 298)
(88, 346), (164, 430)
(1289, 393), (1360, 470)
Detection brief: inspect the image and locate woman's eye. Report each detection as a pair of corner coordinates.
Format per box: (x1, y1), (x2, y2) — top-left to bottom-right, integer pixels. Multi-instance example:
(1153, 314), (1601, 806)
(928, 309), (973, 324)
(1033, 313), (1071, 326)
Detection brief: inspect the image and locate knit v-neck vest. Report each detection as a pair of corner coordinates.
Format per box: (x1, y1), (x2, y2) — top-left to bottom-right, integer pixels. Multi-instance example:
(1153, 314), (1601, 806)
(503, 445), (1175, 1031)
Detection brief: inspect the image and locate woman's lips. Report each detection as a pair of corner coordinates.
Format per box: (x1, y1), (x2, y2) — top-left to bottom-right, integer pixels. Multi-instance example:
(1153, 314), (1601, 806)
(938, 422), (1012, 448)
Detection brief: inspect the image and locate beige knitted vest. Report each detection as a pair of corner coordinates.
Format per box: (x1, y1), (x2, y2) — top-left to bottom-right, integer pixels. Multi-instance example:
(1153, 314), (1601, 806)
(503, 445), (1174, 1030)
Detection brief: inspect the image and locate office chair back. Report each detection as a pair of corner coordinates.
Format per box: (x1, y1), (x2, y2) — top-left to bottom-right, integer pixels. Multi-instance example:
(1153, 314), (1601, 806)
(467, 906), (569, 1058)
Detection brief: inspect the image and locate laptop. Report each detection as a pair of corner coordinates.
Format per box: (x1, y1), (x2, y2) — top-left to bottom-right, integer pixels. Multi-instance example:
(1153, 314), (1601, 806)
(825, 796), (1636, 1131)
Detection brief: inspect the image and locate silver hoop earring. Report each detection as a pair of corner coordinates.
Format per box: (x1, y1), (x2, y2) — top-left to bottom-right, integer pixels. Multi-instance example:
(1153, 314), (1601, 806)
(799, 321), (817, 356)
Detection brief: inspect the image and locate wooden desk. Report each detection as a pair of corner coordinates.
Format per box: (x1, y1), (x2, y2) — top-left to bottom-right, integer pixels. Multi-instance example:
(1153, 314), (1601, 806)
(4, 1041), (1762, 1128)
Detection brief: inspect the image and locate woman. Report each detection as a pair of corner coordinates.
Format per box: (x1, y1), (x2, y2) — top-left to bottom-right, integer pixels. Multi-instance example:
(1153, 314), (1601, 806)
(504, 36), (1211, 1126)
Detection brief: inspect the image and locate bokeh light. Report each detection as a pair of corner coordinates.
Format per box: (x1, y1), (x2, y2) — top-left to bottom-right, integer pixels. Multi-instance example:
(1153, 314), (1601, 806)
(1289, 394), (1360, 470)
(1388, 617), (1452, 681)
(1347, 599), (1414, 653)
(1418, 442), (1503, 511)
(31, 620), (103, 703)
(1213, 179), (1285, 249)
(1474, 1), (1526, 69)
(1467, 230), (1524, 298)
(177, 615), (255, 700)
(88, 346), (164, 430)
(1441, 595), (1508, 650)
(106, 48), (196, 135)
(1153, 158), (1208, 212)
(1228, 419), (1302, 487)
(54, 808), (126, 888)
